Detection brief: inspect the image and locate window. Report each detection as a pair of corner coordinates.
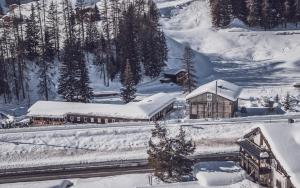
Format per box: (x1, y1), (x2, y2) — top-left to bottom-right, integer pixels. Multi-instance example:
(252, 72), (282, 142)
(70, 116), (74, 121)
(276, 180), (282, 188)
(105, 119), (108, 124)
(84, 117), (88, 123)
(77, 117), (81, 122)
(112, 119), (115, 123)
(191, 104), (197, 115)
(90, 118), (94, 123)
(207, 93), (213, 101)
(97, 118), (102, 123)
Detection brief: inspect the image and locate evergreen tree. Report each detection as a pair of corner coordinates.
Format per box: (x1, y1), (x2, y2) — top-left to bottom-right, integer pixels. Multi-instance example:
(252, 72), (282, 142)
(24, 4), (40, 60)
(37, 28), (55, 100)
(148, 123), (195, 183)
(231, 0), (248, 23)
(172, 127), (195, 182)
(182, 44), (197, 93)
(118, 3), (141, 85)
(58, 38), (78, 102)
(120, 60), (136, 103)
(148, 122), (172, 182)
(262, 0), (276, 29)
(284, 0), (296, 27)
(85, 16), (100, 52)
(295, 0), (300, 26)
(246, 0), (262, 27)
(209, 0), (232, 28)
(284, 92), (291, 111)
(141, 0), (167, 78)
(77, 39), (93, 103)
(47, 1), (60, 57)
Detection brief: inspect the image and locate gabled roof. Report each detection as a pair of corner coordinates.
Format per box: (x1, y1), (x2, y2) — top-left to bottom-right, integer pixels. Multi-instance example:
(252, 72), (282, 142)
(27, 93), (176, 120)
(258, 123), (300, 187)
(186, 79), (242, 101)
(164, 68), (186, 76)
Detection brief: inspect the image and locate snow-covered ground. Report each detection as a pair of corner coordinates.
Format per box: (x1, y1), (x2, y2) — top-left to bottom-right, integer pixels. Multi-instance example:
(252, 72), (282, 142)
(161, 0), (300, 86)
(0, 120), (250, 169)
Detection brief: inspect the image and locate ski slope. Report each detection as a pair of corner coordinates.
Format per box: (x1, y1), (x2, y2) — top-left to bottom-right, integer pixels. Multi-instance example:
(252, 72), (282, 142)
(161, 0), (300, 86)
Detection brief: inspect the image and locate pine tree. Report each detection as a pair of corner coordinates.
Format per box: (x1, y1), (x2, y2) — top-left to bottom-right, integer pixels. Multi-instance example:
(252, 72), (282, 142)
(141, 0), (167, 78)
(147, 122), (171, 182)
(284, 0), (296, 27)
(284, 92), (291, 111)
(120, 60), (136, 103)
(24, 3), (40, 60)
(262, 0), (276, 29)
(77, 38), (93, 103)
(58, 39), (78, 102)
(182, 44), (197, 93)
(247, 0), (262, 27)
(172, 127), (195, 182)
(148, 123), (195, 183)
(209, 0), (232, 28)
(47, 1), (60, 57)
(37, 28), (55, 100)
(231, 0), (248, 23)
(118, 3), (141, 85)
(295, 0), (300, 27)
(85, 16), (100, 52)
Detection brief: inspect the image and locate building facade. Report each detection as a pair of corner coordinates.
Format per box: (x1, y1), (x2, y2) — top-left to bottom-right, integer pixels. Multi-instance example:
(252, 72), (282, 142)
(186, 79), (241, 119)
(238, 127), (296, 188)
(160, 69), (187, 85)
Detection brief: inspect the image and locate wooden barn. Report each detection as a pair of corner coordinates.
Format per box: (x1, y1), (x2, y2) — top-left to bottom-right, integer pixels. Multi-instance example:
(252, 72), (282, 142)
(160, 68), (187, 85)
(186, 79), (242, 119)
(27, 93), (176, 125)
(238, 124), (300, 187)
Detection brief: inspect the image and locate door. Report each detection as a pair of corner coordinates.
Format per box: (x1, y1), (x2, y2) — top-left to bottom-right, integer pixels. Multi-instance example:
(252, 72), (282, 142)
(207, 102), (213, 118)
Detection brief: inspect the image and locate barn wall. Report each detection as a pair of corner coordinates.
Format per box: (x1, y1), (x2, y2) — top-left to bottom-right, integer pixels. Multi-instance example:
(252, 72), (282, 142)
(188, 92), (237, 119)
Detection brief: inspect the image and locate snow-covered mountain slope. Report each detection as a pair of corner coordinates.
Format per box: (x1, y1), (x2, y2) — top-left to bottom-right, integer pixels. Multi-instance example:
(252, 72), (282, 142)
(161, 0), (300, 86)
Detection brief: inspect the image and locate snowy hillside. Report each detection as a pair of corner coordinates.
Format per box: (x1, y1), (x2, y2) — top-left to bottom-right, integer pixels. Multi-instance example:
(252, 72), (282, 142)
(2, 0), (300, 111)
(161, 0), (300, 86)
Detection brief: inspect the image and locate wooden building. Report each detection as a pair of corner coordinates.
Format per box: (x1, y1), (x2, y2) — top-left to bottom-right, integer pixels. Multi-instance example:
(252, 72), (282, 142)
(160, 69), (187, 85)
(27, 93), (176, 126)
(238, 124), (300, 187)
(186, 79), (242, 119)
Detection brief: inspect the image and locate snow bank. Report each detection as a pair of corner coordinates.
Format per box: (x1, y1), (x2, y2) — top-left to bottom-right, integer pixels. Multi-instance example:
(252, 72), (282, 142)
(196, 171), (245, 186)
(0, 120), (250, 169)
(194, 161), (245, 187)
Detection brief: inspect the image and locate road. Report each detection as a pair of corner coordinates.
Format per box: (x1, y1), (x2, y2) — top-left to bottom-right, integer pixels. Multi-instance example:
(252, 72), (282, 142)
(1, 113), (300, 136)
(0, 152), (238, 184)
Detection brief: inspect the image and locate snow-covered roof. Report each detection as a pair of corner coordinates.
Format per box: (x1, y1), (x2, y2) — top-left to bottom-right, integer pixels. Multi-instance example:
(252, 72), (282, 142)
(186, 79), (242, 101)
(259, 123), (300, 187)
(164, 68), (186, 76)
(27, 93), (176, 120)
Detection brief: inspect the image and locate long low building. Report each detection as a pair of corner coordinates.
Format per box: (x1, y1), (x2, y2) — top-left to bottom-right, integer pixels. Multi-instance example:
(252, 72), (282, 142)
(27, 93), (176, 125)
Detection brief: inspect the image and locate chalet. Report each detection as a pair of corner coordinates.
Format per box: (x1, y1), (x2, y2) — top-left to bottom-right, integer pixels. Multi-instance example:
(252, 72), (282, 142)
(238, 123), (300, 187)
(27, 93), (176, 125)
(160, 68), (187, 85)
(186, 79), (242, 119)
